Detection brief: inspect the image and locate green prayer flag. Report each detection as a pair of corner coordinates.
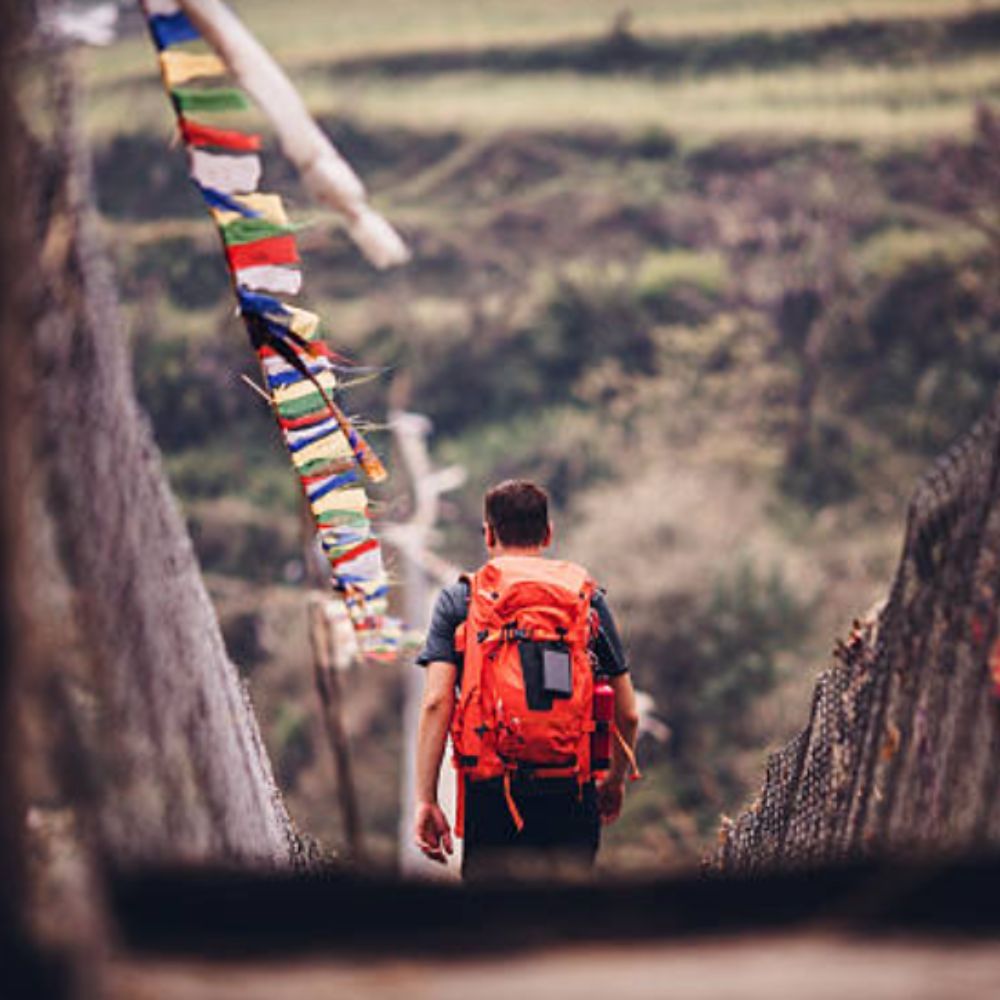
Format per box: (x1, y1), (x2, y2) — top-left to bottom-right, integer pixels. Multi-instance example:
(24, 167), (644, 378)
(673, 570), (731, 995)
(220, 217), (294, 246)
(298, 457), (343, 477)
(172, 87), (250, 114)
(278, 391), (327, 420)
(317, 508), (356, 527)
(321, 512), (369, 531)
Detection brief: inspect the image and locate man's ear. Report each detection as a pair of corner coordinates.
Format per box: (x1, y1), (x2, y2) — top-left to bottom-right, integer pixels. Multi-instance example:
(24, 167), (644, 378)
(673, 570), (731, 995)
(541, 521), (553, 549)
(483, 522), (496, 549)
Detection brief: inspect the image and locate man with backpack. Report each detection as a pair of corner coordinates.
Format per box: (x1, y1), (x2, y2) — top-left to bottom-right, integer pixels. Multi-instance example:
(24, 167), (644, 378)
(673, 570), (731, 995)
(414, 479), (639, 879)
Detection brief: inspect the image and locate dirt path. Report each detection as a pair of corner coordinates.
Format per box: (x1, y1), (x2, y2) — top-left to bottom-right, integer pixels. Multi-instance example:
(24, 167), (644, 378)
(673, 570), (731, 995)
(107, 933), (1000, 1000)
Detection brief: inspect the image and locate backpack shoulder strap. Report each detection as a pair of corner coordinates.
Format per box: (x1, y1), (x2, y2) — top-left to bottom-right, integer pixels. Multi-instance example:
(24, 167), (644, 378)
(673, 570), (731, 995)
(453, 572), (473, 654)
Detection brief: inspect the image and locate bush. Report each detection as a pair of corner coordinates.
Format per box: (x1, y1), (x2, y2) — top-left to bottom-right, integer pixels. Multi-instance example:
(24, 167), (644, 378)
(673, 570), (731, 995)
(95, 133), (201, 221)
(857, 254), (1000, 451)
(393, 273), (658, 436)
(126, 236), (230, 310)
(133, 325), (265, 451)
(624, 561), (810, 812)
(166, 441), (299, 510)
(636, 249), (727, 324)
(780, 416), (861, 508)
(187, 501), (301, 583)
(273, 705), (315, 792)
(221, 610), (268, 676)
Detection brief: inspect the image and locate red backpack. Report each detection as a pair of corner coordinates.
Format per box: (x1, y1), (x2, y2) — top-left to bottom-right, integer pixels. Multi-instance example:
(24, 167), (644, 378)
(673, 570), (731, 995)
(452, 555), (598, 835)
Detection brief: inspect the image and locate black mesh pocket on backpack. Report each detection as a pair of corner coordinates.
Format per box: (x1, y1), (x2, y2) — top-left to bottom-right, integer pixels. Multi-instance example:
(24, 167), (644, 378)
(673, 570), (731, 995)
(518, 641), (571, 711)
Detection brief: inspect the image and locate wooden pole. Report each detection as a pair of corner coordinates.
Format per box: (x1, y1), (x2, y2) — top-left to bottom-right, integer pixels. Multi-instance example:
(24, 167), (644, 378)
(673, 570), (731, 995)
(301, 511), (366, 864)
(307, 594), (366, 864)
(398, 525), (439, 877)
(387, 411), (465, 878)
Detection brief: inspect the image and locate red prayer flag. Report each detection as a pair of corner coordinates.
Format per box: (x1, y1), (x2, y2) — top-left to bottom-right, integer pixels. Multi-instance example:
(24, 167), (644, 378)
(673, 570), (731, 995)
(225, 235), (300, 271)
(301, 464), (359, 486)
(277, 409), (331, 431)
(332, 537), (380, 568)
(179, 117), (262, 152)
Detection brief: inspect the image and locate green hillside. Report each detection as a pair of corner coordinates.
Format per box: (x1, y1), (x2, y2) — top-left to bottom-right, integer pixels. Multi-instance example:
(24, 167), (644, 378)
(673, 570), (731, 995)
(81, 0), (1000, 870)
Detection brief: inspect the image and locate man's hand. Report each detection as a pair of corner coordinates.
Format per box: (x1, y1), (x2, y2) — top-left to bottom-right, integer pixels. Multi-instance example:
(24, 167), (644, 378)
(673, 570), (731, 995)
(414, 801), (454, 863)
(414, 662), (457, 863)
(596, 777), (625, 825)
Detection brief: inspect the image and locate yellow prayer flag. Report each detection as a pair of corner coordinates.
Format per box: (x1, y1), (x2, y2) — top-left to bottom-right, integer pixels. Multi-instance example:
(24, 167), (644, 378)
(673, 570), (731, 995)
(210, 193), (290, 229)
(313, 484), (364, 516)
(275, 380), (325, 406)
(159, 51), (227, 87)
(318, 487), (369, 515)
(285, 306), (320, 339)
(293, 433), (353, 470)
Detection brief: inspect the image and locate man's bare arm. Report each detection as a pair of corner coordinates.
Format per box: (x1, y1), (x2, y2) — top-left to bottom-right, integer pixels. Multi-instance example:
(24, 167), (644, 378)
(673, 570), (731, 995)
(608, 672), (639, 783)
(414, 660), (458, 862)
(596, 672), (640, 824)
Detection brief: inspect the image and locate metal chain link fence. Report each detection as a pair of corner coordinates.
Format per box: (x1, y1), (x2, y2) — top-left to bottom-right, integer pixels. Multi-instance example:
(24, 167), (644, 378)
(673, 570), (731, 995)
(715, 389), (1000, 872)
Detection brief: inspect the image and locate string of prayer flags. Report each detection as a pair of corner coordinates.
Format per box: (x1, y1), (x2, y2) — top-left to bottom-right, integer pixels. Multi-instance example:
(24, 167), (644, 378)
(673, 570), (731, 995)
(171, 0), (410, 269)
(139, 0), (410, 657)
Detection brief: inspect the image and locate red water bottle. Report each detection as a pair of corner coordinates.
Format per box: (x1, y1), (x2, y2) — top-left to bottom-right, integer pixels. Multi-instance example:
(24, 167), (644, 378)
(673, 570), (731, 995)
(592, 678), (614, 774)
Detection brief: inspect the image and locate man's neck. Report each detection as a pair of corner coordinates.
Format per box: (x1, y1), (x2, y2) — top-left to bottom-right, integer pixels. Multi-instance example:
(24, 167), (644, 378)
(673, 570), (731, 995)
(491, 546), (544, 559)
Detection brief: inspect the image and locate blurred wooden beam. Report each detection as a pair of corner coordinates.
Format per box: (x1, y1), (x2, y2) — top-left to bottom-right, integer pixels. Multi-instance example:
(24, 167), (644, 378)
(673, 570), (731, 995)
(0, 2), (74, 993)
(307, 594), (366, 865)
(386, 411), (465, 879)
(300, 509), (366, 865)
(0, 0), (31, 954)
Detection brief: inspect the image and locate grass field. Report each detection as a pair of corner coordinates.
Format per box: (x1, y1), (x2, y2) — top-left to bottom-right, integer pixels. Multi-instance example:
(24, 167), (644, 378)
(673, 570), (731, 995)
(83, 56), (999, 146)
(294, 58), (1000, 141)
(89, 0), (999, 83)
(83, 0), (1000, 145)
(232, 0), (996, 58)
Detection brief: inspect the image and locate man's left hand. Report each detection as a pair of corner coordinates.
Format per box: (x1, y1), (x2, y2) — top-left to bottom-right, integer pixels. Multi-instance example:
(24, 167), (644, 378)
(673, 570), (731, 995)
(414, 801), (454, 863)
(596, 778), (625, 825)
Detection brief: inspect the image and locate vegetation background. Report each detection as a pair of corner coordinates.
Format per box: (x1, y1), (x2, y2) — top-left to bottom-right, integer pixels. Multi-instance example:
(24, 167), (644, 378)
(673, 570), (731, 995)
(78, 0), (1000, 871)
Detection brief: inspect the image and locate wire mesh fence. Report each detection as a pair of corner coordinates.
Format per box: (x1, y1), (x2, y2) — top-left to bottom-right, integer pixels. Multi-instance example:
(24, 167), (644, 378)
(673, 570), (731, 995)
(715, 389), (1000, 872)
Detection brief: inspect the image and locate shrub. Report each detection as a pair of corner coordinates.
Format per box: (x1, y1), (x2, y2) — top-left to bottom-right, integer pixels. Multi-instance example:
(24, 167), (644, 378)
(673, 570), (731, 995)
(187, 501), (300, 583)
(273, 705), (315, 792)
(858, 253), (1000, 451)
(636, 249), (727, 321)
(127, 236), (229, 310)
(400, 273), (657, 435)
(133, 325), (264, 451)
(166, 442), (299, 510)
(221, 610), (268, 676)
(624, 561), (810, 812)
(780, 416), (861, 508)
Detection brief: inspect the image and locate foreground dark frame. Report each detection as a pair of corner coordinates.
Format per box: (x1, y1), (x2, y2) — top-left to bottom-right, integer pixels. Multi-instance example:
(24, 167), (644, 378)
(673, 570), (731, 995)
(110, 852), (1000, 960)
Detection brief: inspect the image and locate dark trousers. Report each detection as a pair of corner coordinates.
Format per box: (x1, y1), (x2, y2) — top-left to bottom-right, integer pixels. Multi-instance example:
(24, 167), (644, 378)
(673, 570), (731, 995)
(461, 776), (600, 881)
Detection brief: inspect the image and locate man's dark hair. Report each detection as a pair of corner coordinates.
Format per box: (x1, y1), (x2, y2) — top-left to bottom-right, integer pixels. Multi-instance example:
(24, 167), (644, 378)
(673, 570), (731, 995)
(484, 479), (550, 547)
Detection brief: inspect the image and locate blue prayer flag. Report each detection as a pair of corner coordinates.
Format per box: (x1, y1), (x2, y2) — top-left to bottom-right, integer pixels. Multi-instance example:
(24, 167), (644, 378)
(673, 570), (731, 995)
(149, 11), (200, 50)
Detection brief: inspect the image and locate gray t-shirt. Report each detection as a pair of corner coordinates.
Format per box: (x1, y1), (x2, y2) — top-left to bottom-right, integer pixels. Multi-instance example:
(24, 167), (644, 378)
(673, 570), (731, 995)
(416, 580), (628, 677)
